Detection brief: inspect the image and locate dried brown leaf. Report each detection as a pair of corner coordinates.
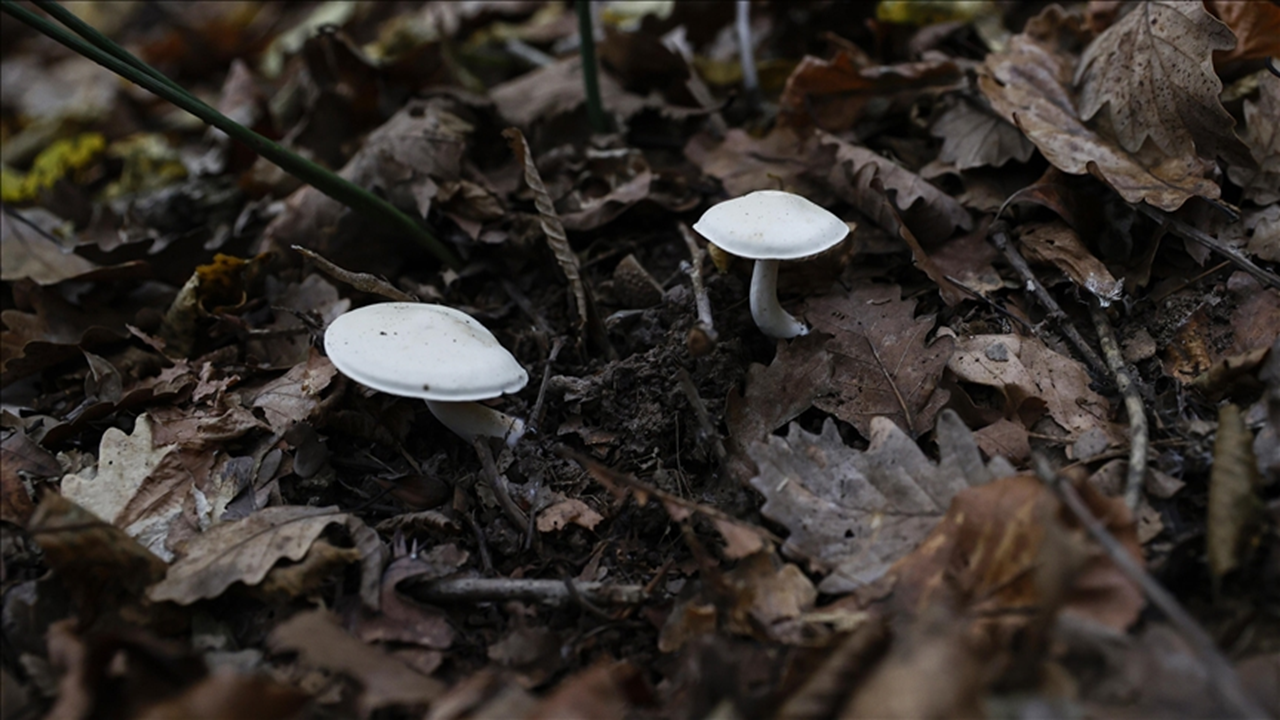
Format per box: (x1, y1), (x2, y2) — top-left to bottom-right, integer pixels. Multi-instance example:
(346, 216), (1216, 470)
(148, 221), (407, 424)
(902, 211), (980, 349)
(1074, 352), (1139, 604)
(947, 334), (1116, 440)
(0, 209), (98, 285)
(805, 284), (954, 438)
(148, 505), (385, 610)
(1206, 0), (1280, 66)
(1017, 221), (1123, 304)
(503, 128), (588, 334)
(780, 52), (963, 132)
(246, 348), (338, 435)
(1227, 71), (1280, 205)
(1075, 1), (1252, 166)
(269, 609), (444, 716)
(536, 498), (604, 532)
(980, 8), (1223, 210)
(683, 126), (836, 201)
(748, 411), (992, 594)
(930, 97), (1035, 170)
(1, 428), (57, 525)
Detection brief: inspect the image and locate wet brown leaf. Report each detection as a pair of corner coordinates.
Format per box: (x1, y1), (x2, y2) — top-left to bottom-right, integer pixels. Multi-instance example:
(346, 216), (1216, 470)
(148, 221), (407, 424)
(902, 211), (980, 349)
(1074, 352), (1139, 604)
(1075, 1), (1252, 167)
(269, 609), (444, 716)
(747, 411), (993, 594)
(980, 6), (1223, 210)
(805, 284), (954, 438)
(1206, 0), (1280, 67)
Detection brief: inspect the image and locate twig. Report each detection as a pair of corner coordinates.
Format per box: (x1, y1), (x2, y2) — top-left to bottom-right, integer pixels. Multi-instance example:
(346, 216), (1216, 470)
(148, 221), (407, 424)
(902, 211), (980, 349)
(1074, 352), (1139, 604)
(575, 0), (609, 134)
(988, 221), (1110, 379)
(2, 0), (460, 268)
(1089, 301), (1149, 511)
(677, 367), (727, 461)
(678, 222), (718, 355)
(292, 246), (417, 302)
(1134, 204), (1280, 290)
(528, 337), (564, 436)
(943, 274), (1035, 333)
(406, 577), (648, 606)
(474, 439), (528, 534)
(463, 511), (494, 574)
(563, 577), (616, 620)
(1032, 456), (1266, 720)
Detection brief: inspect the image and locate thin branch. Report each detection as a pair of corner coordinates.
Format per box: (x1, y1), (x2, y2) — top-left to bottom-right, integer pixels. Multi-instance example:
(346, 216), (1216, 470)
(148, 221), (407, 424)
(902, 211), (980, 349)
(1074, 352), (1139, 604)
(474, 439), (528, 534)
(1032, 456), (1266, 720)
(1089, 302), (1149, 510)
(988, 221), (1110, 379)
(1134, 204), (1280, 290)
(406, 577), (648, 606)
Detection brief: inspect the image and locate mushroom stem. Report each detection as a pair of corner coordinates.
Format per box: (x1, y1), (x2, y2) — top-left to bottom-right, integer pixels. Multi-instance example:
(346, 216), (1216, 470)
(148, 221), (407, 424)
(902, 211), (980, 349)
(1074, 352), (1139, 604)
(749, 259), (809, 339)
(425, 400), (526, 447)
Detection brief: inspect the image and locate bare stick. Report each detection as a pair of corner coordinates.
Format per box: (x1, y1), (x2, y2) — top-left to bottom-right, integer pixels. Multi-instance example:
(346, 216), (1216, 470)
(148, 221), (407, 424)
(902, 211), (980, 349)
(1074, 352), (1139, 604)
(679, 222), (718, 354)
(1134, 204), (1280, 290)
(1089, 302), (1149, 510)
(1032, 456), (1265, 720)
(528, 337), (565, 435)
(474, 439), (528, 534)
(989, 221), (1110, 379)
(406, 577), (648, 606)
(677, 367), (727, 461)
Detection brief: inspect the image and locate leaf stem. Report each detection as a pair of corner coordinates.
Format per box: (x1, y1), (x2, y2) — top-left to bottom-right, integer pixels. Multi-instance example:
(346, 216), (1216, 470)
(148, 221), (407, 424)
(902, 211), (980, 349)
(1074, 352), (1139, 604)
(1, 0), (461, 269)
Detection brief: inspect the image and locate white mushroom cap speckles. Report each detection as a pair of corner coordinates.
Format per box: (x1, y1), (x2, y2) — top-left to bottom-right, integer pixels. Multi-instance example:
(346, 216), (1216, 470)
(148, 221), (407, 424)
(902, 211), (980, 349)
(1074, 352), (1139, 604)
(324, 302), (528, 403)
(693, 190), (848, 261)
(693, 190), (848, 339)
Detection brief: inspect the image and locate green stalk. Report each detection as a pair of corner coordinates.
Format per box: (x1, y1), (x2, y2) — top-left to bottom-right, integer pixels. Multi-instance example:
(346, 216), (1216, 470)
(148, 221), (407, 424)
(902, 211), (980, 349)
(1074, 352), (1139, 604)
(1, 1), (461, 269)
(575, 0), (609, 134)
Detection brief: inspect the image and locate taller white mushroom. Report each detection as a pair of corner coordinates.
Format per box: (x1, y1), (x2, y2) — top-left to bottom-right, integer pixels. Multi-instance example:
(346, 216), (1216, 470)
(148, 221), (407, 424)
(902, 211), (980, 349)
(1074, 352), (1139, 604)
(693, 190), (848, 339)
(324, 303), (529, 446)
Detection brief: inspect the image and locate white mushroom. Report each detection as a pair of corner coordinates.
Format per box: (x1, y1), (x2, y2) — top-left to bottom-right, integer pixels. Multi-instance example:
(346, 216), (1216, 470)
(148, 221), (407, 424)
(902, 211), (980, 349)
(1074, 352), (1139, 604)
(324, 303), (529, 446)
(693, 190), (848, 339)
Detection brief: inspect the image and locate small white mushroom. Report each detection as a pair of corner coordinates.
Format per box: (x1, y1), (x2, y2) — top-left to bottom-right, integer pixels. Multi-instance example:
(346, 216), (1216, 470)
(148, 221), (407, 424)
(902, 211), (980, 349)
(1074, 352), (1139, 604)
(324, 303), (529, 446)
(693, 190), (848, 339)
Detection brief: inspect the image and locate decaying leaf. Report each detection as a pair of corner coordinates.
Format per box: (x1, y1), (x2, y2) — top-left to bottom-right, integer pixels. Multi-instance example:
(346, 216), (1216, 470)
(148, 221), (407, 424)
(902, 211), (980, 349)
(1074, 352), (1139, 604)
(536, 498), (604, 532)
(1207, 404), (1263, 580)
(725, 332), (833, 454)
(805, 284), (954, 438)
(1207, 0), (1280, 66)
(245, 348), (338, 434)
(1, 428), (58, 525)
(269, 609), (444, 716)
(748, 410), (993, 594)
(980, 6), (1223, 210)
(1075, 1), (1252, 167)
(780, 52), (963, 132)
(148, 505), (386, 610)
(683, 126), (836, 201)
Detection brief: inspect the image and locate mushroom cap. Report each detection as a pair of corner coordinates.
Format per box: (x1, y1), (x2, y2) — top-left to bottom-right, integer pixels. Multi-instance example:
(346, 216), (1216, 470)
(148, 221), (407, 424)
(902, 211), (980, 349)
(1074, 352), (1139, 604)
(324, 303), (528, 402)
(692, 190), (848, 261)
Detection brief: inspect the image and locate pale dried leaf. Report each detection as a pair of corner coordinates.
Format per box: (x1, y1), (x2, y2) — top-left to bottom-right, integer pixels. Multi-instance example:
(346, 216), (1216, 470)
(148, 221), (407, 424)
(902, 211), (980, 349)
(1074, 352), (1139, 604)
(246, 349), (338, 434)
(0, 210), (98, 285)
(536, 498), (604, 532)
(980, 8), (1223, 210)
(1227, 72), (1280, 205)
(1075, 1), (1252, 166)
(748, 411), (990, 594)
(805, 284), (954, 438)
(1208, 404), (1263, 579)
(930, 97), (1035, 170)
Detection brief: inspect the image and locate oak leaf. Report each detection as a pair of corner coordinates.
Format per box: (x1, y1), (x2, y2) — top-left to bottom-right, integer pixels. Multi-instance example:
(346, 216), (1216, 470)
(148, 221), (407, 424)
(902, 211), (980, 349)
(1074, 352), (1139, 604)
(1074, 1), (1252, 167)
(930, 97), (1035, 170)
(1227, 72), (1280, 205)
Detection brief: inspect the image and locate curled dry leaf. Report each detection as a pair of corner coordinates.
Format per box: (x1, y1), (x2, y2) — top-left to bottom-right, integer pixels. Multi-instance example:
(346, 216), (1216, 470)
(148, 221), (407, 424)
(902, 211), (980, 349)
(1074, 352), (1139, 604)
(1075, 1), (1253, 167)
(148, 505), (386, 610)
(1017, 221), (1123, 305)
(804, 284), (954, 438)
(980, 7), (1223, 210)
(748, 410), (993, 594)
(536, 498), (604, 532)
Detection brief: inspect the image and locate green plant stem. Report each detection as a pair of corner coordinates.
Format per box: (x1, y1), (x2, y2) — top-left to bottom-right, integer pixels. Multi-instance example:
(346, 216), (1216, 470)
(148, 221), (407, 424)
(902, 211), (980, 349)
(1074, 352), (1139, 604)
(1, 0), (461, 269)
(575, 0), (609, 134)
